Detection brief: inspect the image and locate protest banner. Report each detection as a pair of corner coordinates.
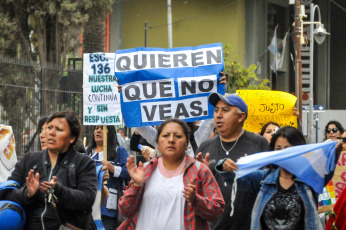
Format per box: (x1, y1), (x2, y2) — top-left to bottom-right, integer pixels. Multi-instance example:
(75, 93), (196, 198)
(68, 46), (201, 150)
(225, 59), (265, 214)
(333, 151), (346, 198)
(83, 53), (122, 125)
(114, 43), (225, 127)
(236, 90), (298, 133)
(0, 125), (17, 182)
(317, 151), (346, 213)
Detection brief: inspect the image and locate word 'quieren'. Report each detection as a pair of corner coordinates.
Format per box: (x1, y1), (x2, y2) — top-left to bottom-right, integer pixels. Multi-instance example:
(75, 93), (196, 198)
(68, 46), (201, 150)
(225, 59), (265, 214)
(115, 47), (222, 71)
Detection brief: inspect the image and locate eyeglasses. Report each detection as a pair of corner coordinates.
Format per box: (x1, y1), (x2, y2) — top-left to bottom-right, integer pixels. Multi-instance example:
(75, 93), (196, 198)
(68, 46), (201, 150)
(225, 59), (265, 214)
(326, 128), (338, 133)
(337, 137), (346, 143)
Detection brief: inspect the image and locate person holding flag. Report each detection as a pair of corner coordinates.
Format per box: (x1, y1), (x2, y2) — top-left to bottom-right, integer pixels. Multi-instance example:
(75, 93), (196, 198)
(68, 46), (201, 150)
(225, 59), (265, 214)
(216, 126), (341, 230)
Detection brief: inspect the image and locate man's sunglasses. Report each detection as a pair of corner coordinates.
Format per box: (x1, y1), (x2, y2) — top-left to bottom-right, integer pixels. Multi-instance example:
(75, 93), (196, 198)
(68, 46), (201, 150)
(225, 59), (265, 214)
(326, 128), (338, 133)
(337, 137), (346, 143)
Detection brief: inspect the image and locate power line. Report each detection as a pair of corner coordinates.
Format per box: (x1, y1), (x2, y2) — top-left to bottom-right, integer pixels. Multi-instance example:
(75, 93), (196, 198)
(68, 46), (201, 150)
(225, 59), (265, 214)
(329, 0), (346, 13)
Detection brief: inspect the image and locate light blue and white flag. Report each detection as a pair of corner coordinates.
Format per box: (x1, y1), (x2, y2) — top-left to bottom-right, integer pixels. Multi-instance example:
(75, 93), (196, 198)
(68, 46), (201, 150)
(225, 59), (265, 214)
(114, 43), (225, 127)
(268, 25), (278, 74)
(235, 141), (337, 193)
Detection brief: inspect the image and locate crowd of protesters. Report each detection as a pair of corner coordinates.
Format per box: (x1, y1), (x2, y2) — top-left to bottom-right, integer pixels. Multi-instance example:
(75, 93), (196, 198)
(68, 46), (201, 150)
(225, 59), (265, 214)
(1, 84), (346, 229)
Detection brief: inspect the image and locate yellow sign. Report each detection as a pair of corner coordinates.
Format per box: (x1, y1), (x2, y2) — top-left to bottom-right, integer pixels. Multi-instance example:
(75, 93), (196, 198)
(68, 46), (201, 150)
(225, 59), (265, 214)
(236, 90), (298, 133)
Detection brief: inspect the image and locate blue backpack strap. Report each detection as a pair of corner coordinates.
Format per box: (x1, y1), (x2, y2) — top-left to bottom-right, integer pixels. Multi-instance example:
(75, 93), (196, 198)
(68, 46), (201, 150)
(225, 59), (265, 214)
(0, 180), (20, 191)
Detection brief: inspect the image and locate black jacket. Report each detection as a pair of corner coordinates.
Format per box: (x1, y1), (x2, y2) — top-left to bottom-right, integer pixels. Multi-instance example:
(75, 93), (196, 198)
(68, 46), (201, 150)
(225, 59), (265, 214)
(4, 148), (97, 230)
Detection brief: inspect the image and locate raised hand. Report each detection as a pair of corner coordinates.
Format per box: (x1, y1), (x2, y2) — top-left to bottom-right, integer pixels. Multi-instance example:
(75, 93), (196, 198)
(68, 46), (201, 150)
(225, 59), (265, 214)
(183, 179), (196, 205)
(117, 84), (122, 93)
(27, 169), (40, 198)
(219, 72), (228, 85)
(39, 176), (57, 194)
(127, 155), (145, 187)
(195, 152), (210, 167)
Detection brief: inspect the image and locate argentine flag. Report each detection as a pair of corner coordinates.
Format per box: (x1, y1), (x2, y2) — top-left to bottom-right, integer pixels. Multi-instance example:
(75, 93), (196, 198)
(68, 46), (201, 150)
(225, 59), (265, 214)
(235, 141), (337, 193)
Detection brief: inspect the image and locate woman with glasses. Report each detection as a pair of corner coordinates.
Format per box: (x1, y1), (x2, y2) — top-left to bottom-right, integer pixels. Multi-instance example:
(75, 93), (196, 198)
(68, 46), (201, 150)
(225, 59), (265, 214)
(324, 120), (344, 141)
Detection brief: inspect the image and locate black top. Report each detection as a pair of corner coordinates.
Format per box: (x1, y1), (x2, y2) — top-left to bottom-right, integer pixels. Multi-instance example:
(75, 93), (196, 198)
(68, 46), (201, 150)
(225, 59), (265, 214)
(261, 182), (305, 230)
(197, 130), (269, 230)
(4, 149), (97, 230)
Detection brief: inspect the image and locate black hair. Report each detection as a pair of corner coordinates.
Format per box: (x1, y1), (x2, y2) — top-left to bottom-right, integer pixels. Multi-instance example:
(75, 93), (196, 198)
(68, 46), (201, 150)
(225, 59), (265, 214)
(269, 126), (306, 151)
(324, 120), (344, 140)
(260, 121), (280, 136)
(156, 118), (190, 145)
(37, 116), (50, 150)
(86, 125), (119, 161)
(74, 139), (86, 153)
(47, 110), (81, 147)
(117, 128), (126, 137)
(37, 116), (50, 134)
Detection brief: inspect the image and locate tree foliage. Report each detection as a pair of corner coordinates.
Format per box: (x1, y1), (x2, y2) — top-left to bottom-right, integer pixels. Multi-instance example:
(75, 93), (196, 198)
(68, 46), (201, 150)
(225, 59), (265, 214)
(0, 0), (113, 153)
(223, 44), (270, 93)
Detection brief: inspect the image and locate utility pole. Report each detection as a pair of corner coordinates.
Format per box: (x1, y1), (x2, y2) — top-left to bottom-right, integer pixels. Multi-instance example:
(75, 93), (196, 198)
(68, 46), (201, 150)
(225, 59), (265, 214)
(144, 21), (148, 47)
(295, 0), (303, 123)
(167, 0), (173, 48)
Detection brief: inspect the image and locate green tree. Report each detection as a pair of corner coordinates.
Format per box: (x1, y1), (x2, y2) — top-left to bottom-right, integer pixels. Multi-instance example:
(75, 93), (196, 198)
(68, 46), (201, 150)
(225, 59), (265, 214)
(223, 44), (270, 93)
(83, 1), (114, 53)
(0, 0), (113, 153)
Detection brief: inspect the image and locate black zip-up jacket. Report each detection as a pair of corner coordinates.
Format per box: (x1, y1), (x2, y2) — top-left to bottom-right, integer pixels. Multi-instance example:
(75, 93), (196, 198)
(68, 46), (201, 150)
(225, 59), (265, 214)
(3, 148), (97, 230)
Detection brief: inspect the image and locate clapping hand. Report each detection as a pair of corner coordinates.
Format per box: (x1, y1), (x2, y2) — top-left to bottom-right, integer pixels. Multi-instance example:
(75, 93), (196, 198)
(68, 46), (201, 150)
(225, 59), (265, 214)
(39, 176), (57, 194)
(127, 155), (145, 187)
(183, 179), (197, 205)
(26, 169), (40, 198)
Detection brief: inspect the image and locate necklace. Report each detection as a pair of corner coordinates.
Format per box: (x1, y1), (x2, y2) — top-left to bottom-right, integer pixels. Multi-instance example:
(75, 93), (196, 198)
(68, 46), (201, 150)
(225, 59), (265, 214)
(219, 129), (243, 155)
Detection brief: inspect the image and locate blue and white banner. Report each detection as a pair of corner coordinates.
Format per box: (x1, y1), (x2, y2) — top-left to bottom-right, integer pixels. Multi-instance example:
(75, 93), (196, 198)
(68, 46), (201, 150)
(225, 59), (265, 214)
(114, 43), (225, 127)
(235, 141), (337, 193)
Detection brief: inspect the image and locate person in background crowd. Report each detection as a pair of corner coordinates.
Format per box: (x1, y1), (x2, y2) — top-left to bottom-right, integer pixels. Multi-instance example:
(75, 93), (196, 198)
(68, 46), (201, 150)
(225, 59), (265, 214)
(218, 126), (340, 230)
(130, 129), (155, 163)
(260, 121), (280, 143)
(118, 118), (225, 230)
(86, 125), (130, 230)
(37, 116), (50, 150)
(3, 110), (97, 229)
(338, 131), (346, 151)
(324, 120), (344, 141)
(196, 93), (269, 230)
(117, 128), (136, 163)
(210, 127), (218, 139)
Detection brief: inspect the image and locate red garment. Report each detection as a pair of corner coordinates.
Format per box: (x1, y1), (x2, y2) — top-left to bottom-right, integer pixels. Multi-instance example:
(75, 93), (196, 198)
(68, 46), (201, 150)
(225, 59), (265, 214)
(117, 156), (225, 230)
(326, 186), (346, 230)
